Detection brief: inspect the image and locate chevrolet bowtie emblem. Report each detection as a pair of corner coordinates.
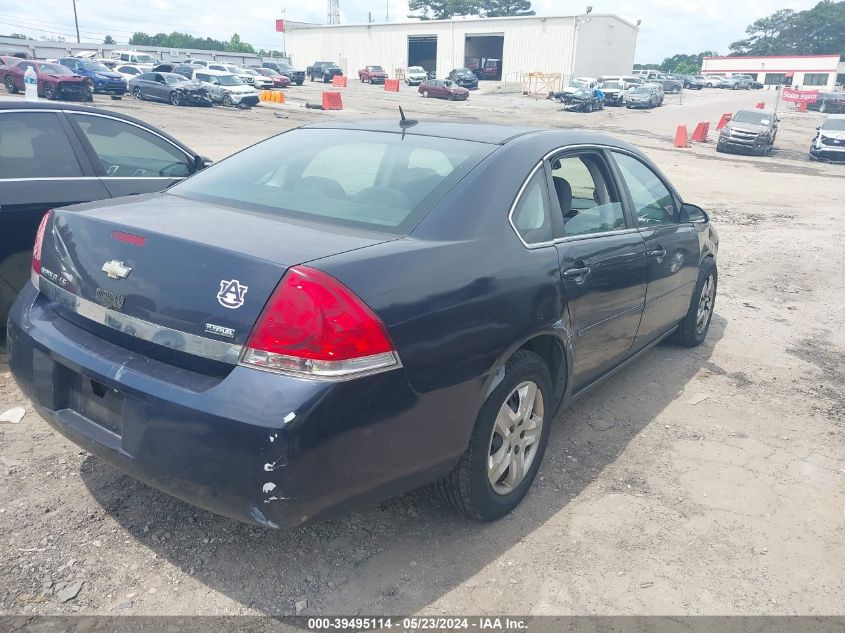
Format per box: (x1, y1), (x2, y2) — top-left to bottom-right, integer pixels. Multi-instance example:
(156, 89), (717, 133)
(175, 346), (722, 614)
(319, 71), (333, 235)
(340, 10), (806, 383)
(101, 260), (132, 280)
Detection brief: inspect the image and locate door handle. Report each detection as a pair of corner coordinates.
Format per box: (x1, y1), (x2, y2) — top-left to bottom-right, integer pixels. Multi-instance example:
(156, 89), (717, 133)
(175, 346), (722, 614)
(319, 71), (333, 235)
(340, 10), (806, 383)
(647, 249), (666, 262)
(563, 266), (591, 280)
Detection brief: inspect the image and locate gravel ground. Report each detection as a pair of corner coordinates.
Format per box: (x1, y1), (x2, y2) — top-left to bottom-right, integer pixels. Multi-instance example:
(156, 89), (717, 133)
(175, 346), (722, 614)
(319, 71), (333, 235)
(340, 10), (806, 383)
(1, 83), (843, 616)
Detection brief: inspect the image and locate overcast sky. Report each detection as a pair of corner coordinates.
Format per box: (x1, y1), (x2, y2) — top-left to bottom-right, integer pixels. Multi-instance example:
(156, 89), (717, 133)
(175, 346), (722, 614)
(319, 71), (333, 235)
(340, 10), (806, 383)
(1, 0), (823, 62)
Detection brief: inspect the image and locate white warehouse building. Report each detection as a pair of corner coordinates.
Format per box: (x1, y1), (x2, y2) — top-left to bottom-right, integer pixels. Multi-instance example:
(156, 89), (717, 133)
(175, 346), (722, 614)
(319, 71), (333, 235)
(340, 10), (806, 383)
(283, 14), (639, 82)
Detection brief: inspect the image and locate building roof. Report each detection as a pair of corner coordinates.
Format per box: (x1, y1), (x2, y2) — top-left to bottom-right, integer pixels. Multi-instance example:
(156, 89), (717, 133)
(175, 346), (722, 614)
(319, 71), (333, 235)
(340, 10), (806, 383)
(287, 13), (638, 31)
(703, 54), (840, 61)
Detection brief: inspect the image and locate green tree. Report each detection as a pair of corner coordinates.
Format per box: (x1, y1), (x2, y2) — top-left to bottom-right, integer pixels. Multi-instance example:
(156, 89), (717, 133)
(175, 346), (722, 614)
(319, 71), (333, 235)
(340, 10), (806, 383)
(408, 0), (479, 20)
(103, 35), (115, 45)
(658, 51), (718, 74)
(479, 0), (534, 17)
(729, 1), (844, 56)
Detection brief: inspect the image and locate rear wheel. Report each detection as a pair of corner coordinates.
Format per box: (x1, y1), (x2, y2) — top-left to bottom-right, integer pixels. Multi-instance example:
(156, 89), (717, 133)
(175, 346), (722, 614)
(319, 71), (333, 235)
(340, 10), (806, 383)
(223, 93), (234, 107)
(4, 76), (18, 94)
(132, 86), (143, 100)
(673, 258), (717, 347)
(585, 102), (593, 113)
(422, 90), (429, 98)
(437, 350), (552, 521)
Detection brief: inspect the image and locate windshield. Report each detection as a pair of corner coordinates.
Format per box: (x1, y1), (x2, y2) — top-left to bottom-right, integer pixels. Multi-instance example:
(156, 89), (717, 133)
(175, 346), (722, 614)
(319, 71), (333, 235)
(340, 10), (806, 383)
(603, 81), (623, 89)
(368, 66), (384, 72)
(455, 68), (473, 76)
(36, 63), (73, 75)
(170, 129), (495, 233)
(217, 74), (243, 86)
(732, 110), (770, 125)
(322, 63), (339, 69)
(822, 118), (845, 131)
(224, 66), (240, 73)
(135, 54), (156, 64)
(632, 87), (652, 94)
(262, 68), (280, 76)
(164, 74), (189, 84)
(568, 80), (588, 89)
(409, 66), (425, 73)
(80, 60), (111, 72)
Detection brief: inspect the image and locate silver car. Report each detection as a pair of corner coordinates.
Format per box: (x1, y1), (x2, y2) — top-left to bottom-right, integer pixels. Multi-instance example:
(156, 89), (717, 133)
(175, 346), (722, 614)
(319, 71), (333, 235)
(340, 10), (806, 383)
(192, 69), (259, 107)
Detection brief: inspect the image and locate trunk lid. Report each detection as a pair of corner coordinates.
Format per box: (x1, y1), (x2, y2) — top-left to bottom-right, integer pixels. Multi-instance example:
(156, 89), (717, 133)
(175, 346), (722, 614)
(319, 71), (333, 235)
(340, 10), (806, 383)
(39, 193), (394, 359)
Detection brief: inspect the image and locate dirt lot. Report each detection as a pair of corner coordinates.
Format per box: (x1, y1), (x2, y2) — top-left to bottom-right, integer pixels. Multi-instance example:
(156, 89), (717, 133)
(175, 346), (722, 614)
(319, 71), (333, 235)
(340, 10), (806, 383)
(1, 82), (844, 616)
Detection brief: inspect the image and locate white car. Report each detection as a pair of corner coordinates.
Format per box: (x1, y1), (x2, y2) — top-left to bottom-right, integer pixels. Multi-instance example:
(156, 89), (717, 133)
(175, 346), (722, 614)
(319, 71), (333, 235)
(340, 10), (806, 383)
(192, 69), (259, 107)
(115, 64), (147, 81)
(207, 63), (258, 87)
(406, 66), (428, 85)
(110, 50), (158, 66)
(561, 77), (598, 96)
(243, 68), (274, 90)
(702, 75), (726, 88)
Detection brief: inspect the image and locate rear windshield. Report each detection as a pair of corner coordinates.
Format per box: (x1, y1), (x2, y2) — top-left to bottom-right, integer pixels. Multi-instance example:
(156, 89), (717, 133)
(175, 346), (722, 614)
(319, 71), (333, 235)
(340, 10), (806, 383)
(823, 118), (845, 131)
(170, 129), (495, 233)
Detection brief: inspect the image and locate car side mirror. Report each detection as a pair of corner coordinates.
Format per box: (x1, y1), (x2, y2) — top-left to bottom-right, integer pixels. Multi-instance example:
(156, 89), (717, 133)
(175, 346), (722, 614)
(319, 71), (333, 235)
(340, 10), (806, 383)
(194, 155), (213, 172)
(681, 203), (709, 224)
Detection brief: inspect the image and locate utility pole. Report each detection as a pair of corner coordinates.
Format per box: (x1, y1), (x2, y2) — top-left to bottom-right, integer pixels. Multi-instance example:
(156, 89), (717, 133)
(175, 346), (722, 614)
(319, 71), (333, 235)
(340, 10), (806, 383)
(327, 0), (340, 25)
(72, 0), (80, 43)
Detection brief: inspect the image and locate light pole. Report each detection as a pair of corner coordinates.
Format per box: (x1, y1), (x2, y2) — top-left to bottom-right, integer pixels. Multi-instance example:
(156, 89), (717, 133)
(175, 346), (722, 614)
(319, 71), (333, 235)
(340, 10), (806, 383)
(570, 7), (592, 84)
(71, 0), (80, 43)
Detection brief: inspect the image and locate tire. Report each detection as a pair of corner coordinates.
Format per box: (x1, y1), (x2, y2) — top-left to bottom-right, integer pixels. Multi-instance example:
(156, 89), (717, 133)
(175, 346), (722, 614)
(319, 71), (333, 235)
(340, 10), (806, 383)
(4, 76), (18, 94)
(437, 350), (553, 521)
(169, 91), (181, 106)
(673, 258), (717, 347)
(44, 82), (56, 100)
(223, 93), (234, 107)
(132, 87), (143, 100)
(585, 102), (593, 113)
(422, 90), (429, 98)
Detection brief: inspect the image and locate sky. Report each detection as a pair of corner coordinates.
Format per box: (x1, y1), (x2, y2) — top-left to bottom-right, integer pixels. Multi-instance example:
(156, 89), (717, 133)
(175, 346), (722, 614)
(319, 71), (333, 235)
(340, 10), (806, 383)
(1, 0), (824, 63)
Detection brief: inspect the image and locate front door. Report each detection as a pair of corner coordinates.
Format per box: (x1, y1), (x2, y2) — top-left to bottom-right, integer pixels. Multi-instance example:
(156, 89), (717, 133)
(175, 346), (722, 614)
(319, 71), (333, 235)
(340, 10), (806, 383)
(609, 151), (700, 347)
(546, 150), (648, 390)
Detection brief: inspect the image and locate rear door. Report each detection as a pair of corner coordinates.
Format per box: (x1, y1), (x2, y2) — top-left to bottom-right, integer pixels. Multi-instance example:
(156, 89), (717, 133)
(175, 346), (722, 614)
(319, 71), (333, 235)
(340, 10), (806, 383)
(546, 149), (648, 390)
(609, 150), (700, 348)
(0, 109), (105, 319)
(65, 111), (195, 198)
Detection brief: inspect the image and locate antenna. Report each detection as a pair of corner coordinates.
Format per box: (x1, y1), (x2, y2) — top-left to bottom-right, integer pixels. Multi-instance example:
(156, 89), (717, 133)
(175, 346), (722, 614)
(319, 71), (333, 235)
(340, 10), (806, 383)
(328, 0), (340, 24)
(399, 105), (418, 128)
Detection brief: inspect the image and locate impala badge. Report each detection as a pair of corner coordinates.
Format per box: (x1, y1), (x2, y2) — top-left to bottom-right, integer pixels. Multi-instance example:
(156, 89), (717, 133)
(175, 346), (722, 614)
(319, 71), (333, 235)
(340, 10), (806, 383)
(101, 260), (132, 280)
(217, 279), (248, 309)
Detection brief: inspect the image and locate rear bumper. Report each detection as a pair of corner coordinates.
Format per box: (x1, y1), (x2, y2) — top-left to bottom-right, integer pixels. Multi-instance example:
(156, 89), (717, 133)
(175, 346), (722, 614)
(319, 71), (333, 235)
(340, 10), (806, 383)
(7, 284), (473, 528)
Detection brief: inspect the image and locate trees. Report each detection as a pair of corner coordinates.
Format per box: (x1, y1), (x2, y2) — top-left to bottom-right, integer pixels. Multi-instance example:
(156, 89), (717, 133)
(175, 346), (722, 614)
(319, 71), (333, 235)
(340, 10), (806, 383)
(127, 31), (258, 53)
(479, 0), (535, 17)
(407, 0), (535, 18)
(408, 0), (477, 20)
(103, 35), (115, 45)
(729, 1), (844, 56)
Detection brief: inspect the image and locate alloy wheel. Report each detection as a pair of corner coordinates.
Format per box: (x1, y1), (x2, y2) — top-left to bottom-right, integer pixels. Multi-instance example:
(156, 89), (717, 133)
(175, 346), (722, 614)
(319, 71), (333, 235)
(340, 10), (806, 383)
(133, 87), (142, 100)
(170, 92), (180, 106)
(696, 274), (715, 334)
(487, 381), (544, 495)
(44, 83), (56, 99)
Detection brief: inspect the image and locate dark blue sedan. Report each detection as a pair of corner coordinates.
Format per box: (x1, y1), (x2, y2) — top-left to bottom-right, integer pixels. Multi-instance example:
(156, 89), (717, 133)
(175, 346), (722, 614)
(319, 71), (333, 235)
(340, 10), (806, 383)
(7, 120), (719, 528)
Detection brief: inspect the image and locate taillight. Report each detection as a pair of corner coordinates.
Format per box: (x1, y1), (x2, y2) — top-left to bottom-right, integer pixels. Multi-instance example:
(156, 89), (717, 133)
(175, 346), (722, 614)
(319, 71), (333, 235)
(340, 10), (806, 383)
(31, 210), (52, 288)
(241, 266), (400, 379)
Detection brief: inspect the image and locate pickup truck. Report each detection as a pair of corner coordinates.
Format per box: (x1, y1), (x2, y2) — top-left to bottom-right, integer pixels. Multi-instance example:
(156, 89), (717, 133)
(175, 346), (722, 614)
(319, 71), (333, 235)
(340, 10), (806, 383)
(358, 65), (388, 84)
(307, 61), (343, 83)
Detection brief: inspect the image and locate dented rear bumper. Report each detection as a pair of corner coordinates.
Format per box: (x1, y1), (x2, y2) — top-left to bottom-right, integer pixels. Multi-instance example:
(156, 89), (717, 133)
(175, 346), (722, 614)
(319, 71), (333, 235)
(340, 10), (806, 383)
(7, 283), (461, 528)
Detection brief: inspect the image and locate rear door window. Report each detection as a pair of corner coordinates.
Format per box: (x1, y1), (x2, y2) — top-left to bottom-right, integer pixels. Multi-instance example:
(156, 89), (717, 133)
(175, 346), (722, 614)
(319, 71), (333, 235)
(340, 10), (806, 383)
(0, 112), (83, 179)
(68, 113), (191, 178)
(549, 153), (626, 237)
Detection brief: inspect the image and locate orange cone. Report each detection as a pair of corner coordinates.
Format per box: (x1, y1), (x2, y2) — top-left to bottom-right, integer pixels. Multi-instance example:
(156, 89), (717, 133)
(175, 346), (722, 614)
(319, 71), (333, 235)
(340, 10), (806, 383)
(674, 125), (690, 148)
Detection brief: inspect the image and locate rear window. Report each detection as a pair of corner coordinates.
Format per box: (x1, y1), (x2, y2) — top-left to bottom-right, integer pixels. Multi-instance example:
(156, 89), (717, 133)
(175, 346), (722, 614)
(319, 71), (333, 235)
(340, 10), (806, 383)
(170, 129), (495, 233)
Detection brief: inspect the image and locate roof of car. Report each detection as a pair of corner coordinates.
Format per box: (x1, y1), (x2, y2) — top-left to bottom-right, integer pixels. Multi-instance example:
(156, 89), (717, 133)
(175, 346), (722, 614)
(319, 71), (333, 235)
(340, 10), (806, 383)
(0, 97), (196, 151)
(825, 114), (845, 119)
(194, 69), (233, 76)
(301, 119), (637, 151)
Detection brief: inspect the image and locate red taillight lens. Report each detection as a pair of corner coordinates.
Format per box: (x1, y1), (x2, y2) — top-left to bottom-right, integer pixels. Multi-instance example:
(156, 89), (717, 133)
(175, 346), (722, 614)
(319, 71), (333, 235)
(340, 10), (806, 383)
(241, 266), (399, 379)
(31, 210), (52, 286)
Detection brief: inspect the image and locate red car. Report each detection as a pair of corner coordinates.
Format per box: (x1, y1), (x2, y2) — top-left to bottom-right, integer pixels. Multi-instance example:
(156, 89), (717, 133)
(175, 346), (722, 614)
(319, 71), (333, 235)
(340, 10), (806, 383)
(358, 65), (388, 84)
(252, 67), (291, 89)
(2, 60), (92, 101)
(418, 78), (469, 101)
